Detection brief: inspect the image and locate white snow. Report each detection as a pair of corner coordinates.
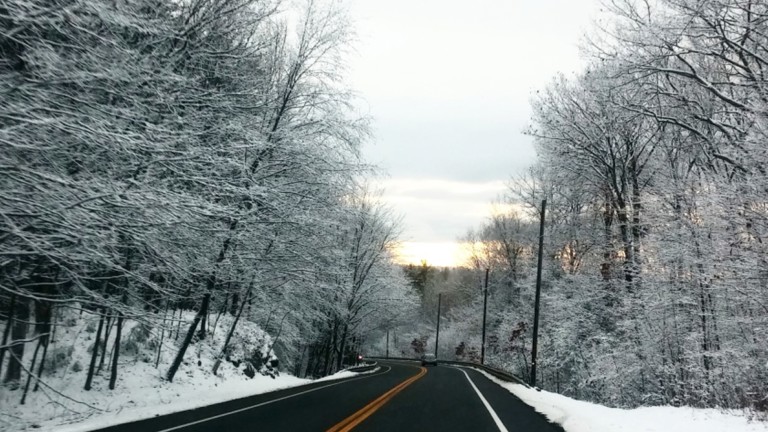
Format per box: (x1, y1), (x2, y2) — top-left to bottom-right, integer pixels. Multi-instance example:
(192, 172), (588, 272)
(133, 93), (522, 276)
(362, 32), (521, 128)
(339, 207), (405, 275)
(37, 372), (312, 432)
(314, 366), (380, 382)
(0, 309), (371, 432)
(36, 367), (373, 432)
(471, 368), (768, 432)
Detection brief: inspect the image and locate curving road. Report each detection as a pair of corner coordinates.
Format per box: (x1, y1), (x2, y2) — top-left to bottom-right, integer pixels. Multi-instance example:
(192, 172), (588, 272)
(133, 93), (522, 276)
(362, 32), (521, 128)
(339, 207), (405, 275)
(94, 361), (564, 432)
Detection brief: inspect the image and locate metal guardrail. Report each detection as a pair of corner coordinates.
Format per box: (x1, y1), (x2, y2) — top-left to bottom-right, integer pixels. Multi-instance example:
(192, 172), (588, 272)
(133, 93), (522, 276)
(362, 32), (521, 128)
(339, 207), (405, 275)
(367, 356), (531, 388)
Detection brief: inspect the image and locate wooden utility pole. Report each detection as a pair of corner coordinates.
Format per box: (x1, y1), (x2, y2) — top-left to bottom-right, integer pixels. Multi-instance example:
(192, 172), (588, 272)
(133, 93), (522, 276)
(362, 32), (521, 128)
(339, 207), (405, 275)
(434, 293), (442, 358)
(480, 268), (489, 365)
(530, 199), (546, 387)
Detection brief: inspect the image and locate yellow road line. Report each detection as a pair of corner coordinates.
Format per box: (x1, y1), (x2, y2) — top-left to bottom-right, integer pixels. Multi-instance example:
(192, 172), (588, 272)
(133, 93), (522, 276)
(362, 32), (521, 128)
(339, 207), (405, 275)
(327, 366), (427, 432)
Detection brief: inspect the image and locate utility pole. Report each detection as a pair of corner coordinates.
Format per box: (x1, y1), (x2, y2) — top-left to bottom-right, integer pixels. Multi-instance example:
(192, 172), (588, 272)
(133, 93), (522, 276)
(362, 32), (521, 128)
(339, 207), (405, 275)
(434, 293), (442, 358)
(480, 268), (489, 365)
(385, 329), (389, 359)
(530, 199), (546, 387)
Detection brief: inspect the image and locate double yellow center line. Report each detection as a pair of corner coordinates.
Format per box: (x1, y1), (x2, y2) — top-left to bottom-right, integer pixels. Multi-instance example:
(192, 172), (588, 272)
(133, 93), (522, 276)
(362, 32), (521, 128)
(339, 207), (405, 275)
(327, 366), (427, 432)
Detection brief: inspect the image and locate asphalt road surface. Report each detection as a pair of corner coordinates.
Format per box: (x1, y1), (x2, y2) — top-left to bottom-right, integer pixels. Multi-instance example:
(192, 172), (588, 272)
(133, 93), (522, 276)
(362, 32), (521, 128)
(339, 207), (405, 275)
(94, 361), (565, 432)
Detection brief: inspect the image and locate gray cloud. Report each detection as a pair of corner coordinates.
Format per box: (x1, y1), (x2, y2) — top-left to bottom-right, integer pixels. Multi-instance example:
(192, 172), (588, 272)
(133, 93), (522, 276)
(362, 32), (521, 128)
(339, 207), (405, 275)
(349, 0), (599, 260)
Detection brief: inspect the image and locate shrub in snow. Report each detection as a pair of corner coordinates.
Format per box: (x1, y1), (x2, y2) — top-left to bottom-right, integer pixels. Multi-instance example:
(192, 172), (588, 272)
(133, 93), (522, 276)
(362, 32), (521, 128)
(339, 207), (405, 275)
(123, 324), (152, 356)
(45, 345), (74, 373)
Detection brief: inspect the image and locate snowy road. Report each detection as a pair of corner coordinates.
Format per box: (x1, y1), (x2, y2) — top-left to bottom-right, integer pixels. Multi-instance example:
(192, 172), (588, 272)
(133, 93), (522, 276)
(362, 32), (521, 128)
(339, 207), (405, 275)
(91, 361), (563, 432)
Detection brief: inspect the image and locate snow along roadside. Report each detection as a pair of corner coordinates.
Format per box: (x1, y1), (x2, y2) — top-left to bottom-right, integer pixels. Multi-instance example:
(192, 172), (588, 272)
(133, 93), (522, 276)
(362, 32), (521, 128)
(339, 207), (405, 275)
(468, 368), (768, 432)
(34, 367), (379, 432)
(314, 366), (380, 382)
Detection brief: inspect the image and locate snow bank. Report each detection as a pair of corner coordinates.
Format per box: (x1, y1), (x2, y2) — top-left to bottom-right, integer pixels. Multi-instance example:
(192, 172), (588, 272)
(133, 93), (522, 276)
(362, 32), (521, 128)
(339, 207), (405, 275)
(37, 372), (312, 432)
(0, 309), (363, 432)
(314, 366), (380, 382)
(473, 369), (768, 432)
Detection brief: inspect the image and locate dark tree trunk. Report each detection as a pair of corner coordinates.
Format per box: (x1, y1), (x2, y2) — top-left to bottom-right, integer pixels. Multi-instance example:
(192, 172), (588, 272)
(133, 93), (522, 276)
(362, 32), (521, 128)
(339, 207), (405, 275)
(166, 302), (204, 382)
(230, 292), (239, 316)
(335, 323), (349, 372)
(211, 292), (228, 338)
(616, 207), (634, 288)
(309, 339), (325, 378)
(323, 326), (336, 376)
(33, 302), (52, 392)
(295, 345), (306, 377)
(197, 219), (238, 342)
(212, 285), (251, 375)
(155, 305), (169, 368)
(20, 337), (42, 404)
(173, 308), (181, 340)
(3, 297), (29, 387)
(631, 167), (643, 267)
(108, 314), (123, 390)
(0, 293), (17, 378)
(313, 342), (327, 378)
(33, 328), (51, 392)
(198, 293), (210, 339)
(305, 344), (319, 378)
(85, 309), (105, 390)
(98, 313), (113, 373)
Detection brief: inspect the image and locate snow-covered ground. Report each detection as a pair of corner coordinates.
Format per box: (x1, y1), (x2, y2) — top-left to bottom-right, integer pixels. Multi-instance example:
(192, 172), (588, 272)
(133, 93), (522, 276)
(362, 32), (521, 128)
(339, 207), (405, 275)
(473, 369), (768, 432)
(314, 366), (380, 383)
(0, 309), (368, 432)
(36, 367), (372, 432)
(35, 371), (312, 432)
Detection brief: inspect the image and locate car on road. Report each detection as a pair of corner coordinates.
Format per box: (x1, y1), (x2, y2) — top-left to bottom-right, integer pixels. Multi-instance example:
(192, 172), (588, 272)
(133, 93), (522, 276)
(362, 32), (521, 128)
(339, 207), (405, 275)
(421, 353), (438, 366)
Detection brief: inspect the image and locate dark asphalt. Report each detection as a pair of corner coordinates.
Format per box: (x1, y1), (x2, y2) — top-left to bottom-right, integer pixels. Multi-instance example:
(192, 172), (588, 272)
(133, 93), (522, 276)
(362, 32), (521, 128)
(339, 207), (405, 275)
(92, 361), (565, 432)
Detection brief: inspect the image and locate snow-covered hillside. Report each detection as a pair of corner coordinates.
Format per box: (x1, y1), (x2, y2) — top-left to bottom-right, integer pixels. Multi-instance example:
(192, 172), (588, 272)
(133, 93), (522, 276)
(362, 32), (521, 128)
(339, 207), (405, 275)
(1, 308), (306, 432)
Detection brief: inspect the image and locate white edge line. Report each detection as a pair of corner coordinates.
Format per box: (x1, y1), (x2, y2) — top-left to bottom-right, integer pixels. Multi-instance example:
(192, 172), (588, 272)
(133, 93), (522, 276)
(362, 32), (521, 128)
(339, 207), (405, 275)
(455, 367), (510, 432)
(157, 365), (392, 432)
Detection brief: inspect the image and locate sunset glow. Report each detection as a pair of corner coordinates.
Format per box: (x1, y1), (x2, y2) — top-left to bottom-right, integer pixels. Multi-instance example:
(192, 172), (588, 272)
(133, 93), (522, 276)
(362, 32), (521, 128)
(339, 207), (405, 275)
(394, 241), (474, 268)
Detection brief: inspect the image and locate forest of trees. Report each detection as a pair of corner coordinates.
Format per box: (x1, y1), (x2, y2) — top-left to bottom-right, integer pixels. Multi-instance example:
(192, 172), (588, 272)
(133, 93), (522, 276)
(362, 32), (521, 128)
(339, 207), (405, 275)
(3, 0), (767, 419)
(423, 0), (768, 411)
(0, 0), (416, 405)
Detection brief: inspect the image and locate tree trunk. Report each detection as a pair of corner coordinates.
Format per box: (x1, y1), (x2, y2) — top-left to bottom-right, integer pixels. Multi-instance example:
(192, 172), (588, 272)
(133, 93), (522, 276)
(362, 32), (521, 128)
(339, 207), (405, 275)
(33, 327), (51, 392)
(317, 339), (331, 377)
(166, 302), (204, 382)
(108, 314), (123, 390)
(335, 323), (349, 372)
(324, 325), (337, 376)
(198, 219), (238, 341)
(230, 291), (240, 316)
(0, 293), (17, 378)
(305, 344), (319, 378)
(98, 313), (113, 373)
(20, 337), (42, 404)
(212, 285), (251, 375)
(174, 308), (182, 340)
(630, 166), (643, 273)
(155, 305), (168, 368)
(32, 301), (52, 392)
(616, 206), (634, 290)
(3, 296), (29, 387)
(304, 347), (314, 379)
(211, 292), (228, 338)
(295, 345), (306, 377)
(198, 292), (210, 339)
(84, 309), (105, 390)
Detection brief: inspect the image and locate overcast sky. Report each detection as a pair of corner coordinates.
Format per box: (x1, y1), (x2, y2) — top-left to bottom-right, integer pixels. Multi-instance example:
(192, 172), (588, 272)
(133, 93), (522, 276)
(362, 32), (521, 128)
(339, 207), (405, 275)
(347, 0), (599, 265)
